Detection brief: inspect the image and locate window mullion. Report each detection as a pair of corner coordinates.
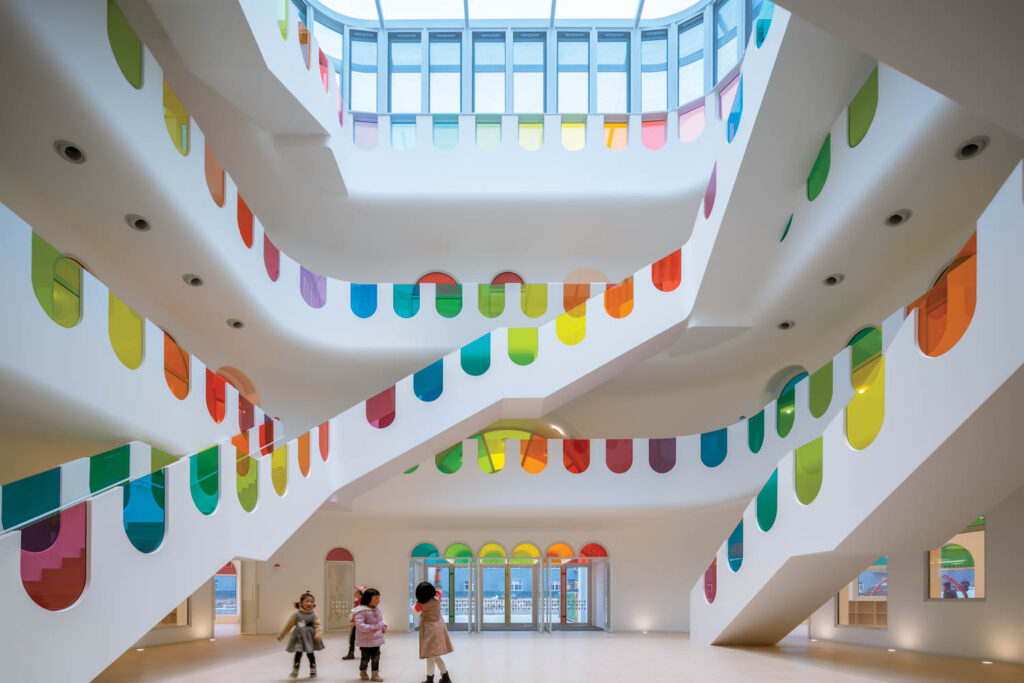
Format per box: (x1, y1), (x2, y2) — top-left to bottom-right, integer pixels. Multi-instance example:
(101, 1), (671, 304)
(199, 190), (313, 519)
(704, 3), (714, 99)
(667, 20), (679, 112)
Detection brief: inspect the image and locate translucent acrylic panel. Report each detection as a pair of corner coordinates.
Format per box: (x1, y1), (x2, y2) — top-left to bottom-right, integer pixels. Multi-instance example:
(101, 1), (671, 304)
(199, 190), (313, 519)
(260, 416), (275, 456)
(412, 542), (439, 559)
(756, 469), (778, 531)
(264, 235), (280, 281)
(718, 74), (739, 121)
(563, 439), (590, 473)
(314, 19), (343, 61)
(162, 80), (190, 155)
(546, 543), (574, 560)
(521, 284), (548, 317)
(354, 116), (379, 149)
(430, 35), (461, 113)
(435, 283), (462, 316)
(414, 359), (444, 401)
(727, 521), (743, 572)
(476, 118), (502, 150)
(604, 276), (633, 317)
(21, 502), (86, 611)
(107, 0), (142, 89)
(652, 249), (680, 290)
(606, 439), (632, 473)
(479, 542), (506, 564)
(700, 429), (727, 467)
(726, 76), (743, 142)
(123, 470), (165, 553)
(235, 450), (258, 513)
(271, 445), (287, 496)
(907, 235), (977, 357)
(478, 284), (505, 317)
(393, 283), (421, 317)
(389, 34), (421, 114)
(519, 119), (544, 151)
(512, 543), (541, 563)
(31, 234), (79, 328)
(204, 145), (225, 207)
(678, 104), (705, 142)
(807, 134), (831, 201)
(366, 386), (397, 428)
(521, 436), (547, 473)
(513, 33), (545, 112)
(714, 0), (740, 82)
(754, 1), (775, 48)
(109, 293), (144, 370)
(809, 361), (833, 419)
(596, 33), (629, 112)
(508, 328), (538, 365)
(276, 0), (288, 39)
(848, 67), (878, 148)
(460, 333), (490, 376)
(556, 310), (586, 345)
(297, 432), (311, 477)
(163, 333), (190, 400)
(350, 31), (378, 112)
(433, 118), (459, 151)
(391, 118), (417, 150)
(494, 272), (525, 285)
(319, 49), (330, 91)
(747, 410), (764, 453)
(704, 559), (716, 603)
(238, 395), (255, 432)
(298, 20), (311, 69)
(561, 120), (586, 151)
(91, 445), (130, 494)
(776, 372), (806, 438)
(319, 421), (330, 461)
(558, 33), (590, 113)
(847, 327), (884, 450)
(603, 120), (628, 150)
(794, 438), (823, 505)
(446, 542), (474, 564)
(190, 446), (218, 515)
(474, 33), (506, 113)
(300, 267), (327, 308)
(350, 283), (378, 318)
(641, 30), (667, 112)
(563, 283), (589, 314)
(703, 163), (716, 218)
(2, 467), (59, 531)
(678, 18), (704, 106)
(237, 194), (254, 247)
(649, 438), (676, 473)
(435, 442), (462, 473)
(641, 117), (667, 151)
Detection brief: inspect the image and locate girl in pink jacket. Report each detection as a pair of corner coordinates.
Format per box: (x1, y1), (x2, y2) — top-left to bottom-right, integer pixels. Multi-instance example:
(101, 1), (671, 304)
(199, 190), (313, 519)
(352, 588), (387, 681)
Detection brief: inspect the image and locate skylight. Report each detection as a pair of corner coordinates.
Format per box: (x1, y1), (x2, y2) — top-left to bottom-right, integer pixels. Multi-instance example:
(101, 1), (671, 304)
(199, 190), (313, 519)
(466, 0), (552, 21)
(554, 0), (641, 21)
(379, 0), (465, 21)
(319, 0), (379, 22)
(641, 0), (703, 20)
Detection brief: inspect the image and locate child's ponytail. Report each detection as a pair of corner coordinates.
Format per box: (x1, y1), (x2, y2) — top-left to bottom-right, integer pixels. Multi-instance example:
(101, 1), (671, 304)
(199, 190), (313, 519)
(294, 590), (315, 609)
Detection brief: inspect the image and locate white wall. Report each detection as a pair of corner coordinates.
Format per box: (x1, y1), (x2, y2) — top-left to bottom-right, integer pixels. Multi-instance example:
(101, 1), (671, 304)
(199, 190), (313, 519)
(133, 579), (214, 648)
(250, 503), (745, 636)
(809, 484), (1024, 665)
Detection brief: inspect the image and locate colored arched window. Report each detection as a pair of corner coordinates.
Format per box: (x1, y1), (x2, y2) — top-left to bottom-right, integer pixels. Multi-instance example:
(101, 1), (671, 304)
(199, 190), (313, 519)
(31, 234), (82, 329)
(747, 411), (765, 454)
(412, 543), (439, 559)
(546, 543), (574, 562)
(319, 421), (330, 461)
(562, 119), (586, 151)
(271, 445), (287, 495)
(776, 372), (807, 438)
(366, 386), (396, 429)
(563, 284), (589, 315)
(652, 250), (681, 292)
(478, 284), (505, 318)
(907, 234), (977, 358)
(297, 432), (311, 477)
(163, 333), (190, 400)
(444, 543), (473, 564)
(417, 272), (457, 285)
(298, 20), (311, 69)
(521, 436), (547, 474)
(703, 559), (717, 603)
(579, 543), (608, 558)
(163, 80), (190, 155)
(300, 267), (327, 308)
(563, 439), (590, 474)
(727, 521), (743, 572)
(795, 437), (823, 505)
(414, 360), (444, 402)
(521, 284), (547, 318)
(508, 328), (538, 365)
(327, 548), (354, 562)
(756, 469), (778, 532)
(511, 543), (541, 565)
(204, 145), (225, 207)
(606, 439), (633, 473)
(236, 449), (258, 513)
(190, 446), (219, 515)
(123, 470), (165, 553)
(2, 467), (60, 531)
(649, 438), (676, 473)
(679, 105), (705, 143)
(21, 502), (87, 611)
(461, 334), (490, 376)
(492, 272), (524, 286)
(107, 0), (142, 89)
(604, 277), (634, 318)
(604, 120), (627, 150)
(479, 542), (507, 564)
(275, 0), (288, 38)
(109, 293), (144, 370)
(238, 395), (254, 432)
(809, 361), (833, 419)
(264, 235), (280, 282)
(217, 562), (237, 575)
(847, 327), (884, 450)
(237, 194), (254, 248)
(435, 443), (462, 473)
(703, 163), (716, 219)
(641, 117), (666, 150)
(700, 429), (727, 468)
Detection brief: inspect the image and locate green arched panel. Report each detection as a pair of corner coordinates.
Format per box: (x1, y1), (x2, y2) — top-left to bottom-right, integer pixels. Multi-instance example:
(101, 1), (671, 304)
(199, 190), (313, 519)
(756, 469), (778, 532)
(90, 445), (130, 494)
(508, 328), (538, 365)
(107, 0), (142, 89)
(1, 467), (60, 530)
(848, 67), (878, 148)
(445, 542), (473, 564)
(795, 438), (823, 505)
(236, 452), (258, 513)
(807, 134), (830, 201)
(809, 361), (833, 418)
(435, 443), (462, 473)
(271, 445), (287, 496)
(478, 284), (505, 318)
(940, 544), (974, 569)
(460, 334), (490, 376)
(776, 372), (807, 438)
(31, 235), (82, 329)
(189, 446), (219, 515)
(412, 542), (439, 558)
(435, 284), (462, 318)
(109, 293), (144, 369)
(727, 521), (743, 572)
(747, 411), (765, 454)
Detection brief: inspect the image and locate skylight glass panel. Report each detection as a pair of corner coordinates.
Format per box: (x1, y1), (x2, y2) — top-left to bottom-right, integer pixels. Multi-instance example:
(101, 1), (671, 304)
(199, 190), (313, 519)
(513, 32), (546, 113)
(677, 18), (704, 105)
(641, 29), (667, 112)
(313, 20), (344, 62)
(350, 30), (378, 112)
(379, 0), (465, 21)
(468, 0), (551, 20)
(473, 32), (506, 113)
(320, 0), (380, 21)
(557, 32), (589, 113)
(596, 32), (629, 112)
(388, 33), (421, 113)
(430, 33), (461, 113)
(641, 0), (703, 20)
(715, 0), (740, 82)
(555, 0), (640, 20)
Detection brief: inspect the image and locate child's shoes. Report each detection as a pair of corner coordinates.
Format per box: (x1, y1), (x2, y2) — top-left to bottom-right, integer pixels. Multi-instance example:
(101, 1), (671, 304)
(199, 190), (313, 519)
(439, 673), (452, 683)
(289, 664), (299, 678)
(371, 673), (384, 682)
(359, 671), (370, 681)
(309, 665), (317, 678)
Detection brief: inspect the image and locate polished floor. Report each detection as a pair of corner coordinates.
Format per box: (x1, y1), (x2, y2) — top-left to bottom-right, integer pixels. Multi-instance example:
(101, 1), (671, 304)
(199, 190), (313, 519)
(96, 625), (1024, 682)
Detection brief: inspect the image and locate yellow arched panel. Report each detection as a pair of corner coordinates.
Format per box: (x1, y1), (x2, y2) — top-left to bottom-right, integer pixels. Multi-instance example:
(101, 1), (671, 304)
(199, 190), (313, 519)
(271, 445), (288, 496)
(163, 80), (190, 155)
(479, 542), (507, 564)
(847, 356), (884, 450)
(511, 543), (540, 565)
(109, 293), (144, 370)
(556, 310), (586, 345)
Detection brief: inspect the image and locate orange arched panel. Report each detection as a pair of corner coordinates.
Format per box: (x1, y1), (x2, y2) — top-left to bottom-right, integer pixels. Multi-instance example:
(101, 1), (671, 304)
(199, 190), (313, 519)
(298, 431), (311, 476)
(652, 250), (681, 292)
(237, 194), (253, 248)
(318, 421), (330, 461)
(163, 333), (190, 400)
(417, 272), (458, 285)
(563, 439), (590, 474)
(521, 436), (547, 474)
(907, 234), (977, 358)
(563, 284), (589, 316)
(604, 277), (634, 318)
(204, 145), (225, 207)
(546, 543), (574, 560)
(206, 370), (226, 423)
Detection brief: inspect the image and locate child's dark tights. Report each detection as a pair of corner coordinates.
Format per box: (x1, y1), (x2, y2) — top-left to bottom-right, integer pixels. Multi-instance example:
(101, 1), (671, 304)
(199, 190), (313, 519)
(359, 646), (381, 671)
(293, 652), (316, 667)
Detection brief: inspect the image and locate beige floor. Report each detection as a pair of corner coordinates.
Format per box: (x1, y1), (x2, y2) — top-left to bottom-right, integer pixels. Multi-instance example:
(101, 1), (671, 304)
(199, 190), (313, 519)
(96, 625), (1024, 682)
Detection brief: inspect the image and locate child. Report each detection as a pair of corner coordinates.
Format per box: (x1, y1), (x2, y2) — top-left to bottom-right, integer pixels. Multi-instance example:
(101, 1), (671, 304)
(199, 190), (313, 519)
(416, 582), (454, 683)
(277, 591), (325, 679)
(343, 586), (367, 660)
(352, 587), (387, 681)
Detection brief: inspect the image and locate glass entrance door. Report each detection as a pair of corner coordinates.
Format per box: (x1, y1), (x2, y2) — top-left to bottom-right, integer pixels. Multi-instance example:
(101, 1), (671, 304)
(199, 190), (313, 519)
(477, 560), (538, 630)
(544, 559), (596, 629)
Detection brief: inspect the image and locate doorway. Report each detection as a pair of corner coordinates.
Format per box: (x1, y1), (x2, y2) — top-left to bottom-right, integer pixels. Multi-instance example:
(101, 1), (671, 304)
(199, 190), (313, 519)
(325, 548), (355, 632)
(477, 559), (538, 630)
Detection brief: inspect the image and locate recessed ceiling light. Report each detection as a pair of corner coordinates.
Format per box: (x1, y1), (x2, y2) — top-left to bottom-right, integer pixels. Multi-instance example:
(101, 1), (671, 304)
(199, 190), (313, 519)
(125, 214), (151, 232)
(227, 318), (245, 329)
(182, 274), (204, 287)
(823, 273), (844, 286)
(777, 320), (795, 330)
(982, 660), (993, 664)
(888, 648), (896, 652)
(955, 136), (989, 160)
(54, 139), (86, 164)
(884, 210), (911, 227)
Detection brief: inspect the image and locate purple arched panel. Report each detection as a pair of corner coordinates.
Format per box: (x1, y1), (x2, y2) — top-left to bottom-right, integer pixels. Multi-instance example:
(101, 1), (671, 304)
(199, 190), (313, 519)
(649, 438), (676, 473)
(300, 267), (327, 308)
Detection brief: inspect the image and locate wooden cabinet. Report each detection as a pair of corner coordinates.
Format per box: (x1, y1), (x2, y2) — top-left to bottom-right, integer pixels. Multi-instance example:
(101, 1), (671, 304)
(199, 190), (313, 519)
(846, 600), (887, 628)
